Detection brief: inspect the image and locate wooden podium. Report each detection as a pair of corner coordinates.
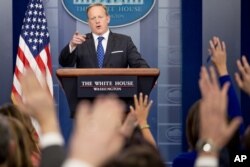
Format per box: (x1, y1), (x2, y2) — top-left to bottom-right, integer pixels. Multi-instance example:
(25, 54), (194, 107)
(56, 68), (160, 117)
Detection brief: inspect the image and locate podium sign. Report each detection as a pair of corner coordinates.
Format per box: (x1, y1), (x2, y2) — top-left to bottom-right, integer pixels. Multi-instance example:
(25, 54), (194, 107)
(77, 76), (137, 98)
(56, 68), (160, 117)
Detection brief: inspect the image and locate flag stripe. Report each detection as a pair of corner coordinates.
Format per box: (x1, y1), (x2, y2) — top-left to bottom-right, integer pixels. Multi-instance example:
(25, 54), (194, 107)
(35, 53), (46, 74)
(15, 57), (24, 80)
(45, 45), (52, 74)
(17, 45), (30, 69)
(12, 74), (22, 96)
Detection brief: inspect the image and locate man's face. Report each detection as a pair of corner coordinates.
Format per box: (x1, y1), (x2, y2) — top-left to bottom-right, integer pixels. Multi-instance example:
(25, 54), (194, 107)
(87, 6), (110, 35)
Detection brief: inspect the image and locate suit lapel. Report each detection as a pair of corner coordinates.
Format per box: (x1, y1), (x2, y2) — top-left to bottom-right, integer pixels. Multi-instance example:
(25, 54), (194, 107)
(86, 33), (98, 67)
(103, 32), (114, 67)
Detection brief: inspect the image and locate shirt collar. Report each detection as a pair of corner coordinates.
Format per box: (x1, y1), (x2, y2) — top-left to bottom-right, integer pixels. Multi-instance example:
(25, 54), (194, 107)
(92, 30), (110, 41)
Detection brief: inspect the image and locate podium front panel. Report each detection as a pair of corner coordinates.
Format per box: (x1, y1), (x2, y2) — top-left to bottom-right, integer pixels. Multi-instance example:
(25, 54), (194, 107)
(56, 68), (159, 118)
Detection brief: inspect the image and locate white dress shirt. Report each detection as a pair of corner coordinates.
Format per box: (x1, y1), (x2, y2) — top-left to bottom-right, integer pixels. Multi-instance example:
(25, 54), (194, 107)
(195, 156), (218, 167)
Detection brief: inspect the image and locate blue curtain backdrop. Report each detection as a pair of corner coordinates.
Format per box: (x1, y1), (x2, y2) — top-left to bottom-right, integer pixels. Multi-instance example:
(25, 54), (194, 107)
(13, 0), (29, 70)
(241, 0), (250, 128)
(181, 0), (202, 151)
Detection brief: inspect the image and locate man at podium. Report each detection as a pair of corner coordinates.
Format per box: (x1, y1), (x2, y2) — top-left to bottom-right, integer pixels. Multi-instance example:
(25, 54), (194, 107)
(59, 3), (149, 68)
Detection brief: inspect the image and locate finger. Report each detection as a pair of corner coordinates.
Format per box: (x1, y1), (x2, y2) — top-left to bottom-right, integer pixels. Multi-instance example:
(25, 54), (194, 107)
(73, 38), (85, 44)
(38, 72), (47, 89)
(209, 66), (219, 89)
(129, 105), (135, 114)
(209, 40), (215, 50)
(212, 36), (217, 45)
(222, 41), (226, 52)
(146, 100), (153, 111)
(199, 67), (209, 97)
(76, 35), (86, 42)
(133, 94), (139, 108)
(221, 82), (230, 97)
(215, 37), (222, 50)
(234, 72), (244, 89)
(223, 117), (242, 146)
(75, 31), (84, 37)
(143, 94), (148, 106)
(139, 92), (143, 105)
(74, 31), (79, 35)
(199, 78), (205, 97)
(199, 77), (208, 98)
(120, 111), (137, 138)
(237, 59), (247, 77)
(201, 66), (211, 89)
(242, 56), (250, 73)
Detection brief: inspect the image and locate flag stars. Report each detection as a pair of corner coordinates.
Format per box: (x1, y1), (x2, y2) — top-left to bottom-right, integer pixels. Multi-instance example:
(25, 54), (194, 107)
(27, 17), (31, 22)
(30, 31), (34, 36)
(30, 3), (34, 8)
(24, 31), (28, 36)
(22, 1), (50, 55)
(39, 39), (43, 44)
(32, 45), (37, 50)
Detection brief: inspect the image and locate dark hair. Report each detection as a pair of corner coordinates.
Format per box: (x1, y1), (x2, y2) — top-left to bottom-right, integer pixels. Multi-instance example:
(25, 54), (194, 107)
(102, 145), (165, 167)
(243, 126), (250, 150)
(0, 104), (40, 154)
(186, 100), (200, 150)
(102, 127), (166, 167)
(8, 117), (33, 167)
(0, 115), (12, 164)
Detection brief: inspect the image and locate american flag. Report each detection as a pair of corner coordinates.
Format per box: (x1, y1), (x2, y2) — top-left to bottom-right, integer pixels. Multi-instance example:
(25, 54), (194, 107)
(11, 0), (53, 102)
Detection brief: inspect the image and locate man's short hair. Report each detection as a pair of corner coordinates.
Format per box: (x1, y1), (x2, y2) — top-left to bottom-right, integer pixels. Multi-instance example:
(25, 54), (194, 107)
(86, 3), (109, 17)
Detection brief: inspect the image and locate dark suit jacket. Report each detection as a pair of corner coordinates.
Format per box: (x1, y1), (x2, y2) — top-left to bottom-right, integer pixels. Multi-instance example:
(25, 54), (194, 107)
(59, 32), (149, 68)
(40, 145), (66, 167)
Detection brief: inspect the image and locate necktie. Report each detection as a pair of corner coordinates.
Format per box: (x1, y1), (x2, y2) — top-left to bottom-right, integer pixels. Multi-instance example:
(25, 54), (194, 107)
(97, 36), (104, 68)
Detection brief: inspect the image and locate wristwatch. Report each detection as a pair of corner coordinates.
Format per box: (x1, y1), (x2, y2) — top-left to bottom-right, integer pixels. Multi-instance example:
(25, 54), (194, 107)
(196, 139), (218, 153)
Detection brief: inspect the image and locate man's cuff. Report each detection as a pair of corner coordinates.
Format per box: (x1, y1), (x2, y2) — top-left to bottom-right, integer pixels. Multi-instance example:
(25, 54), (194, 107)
(69, 44), (76, 53)
(40, 132), (64, 148)
(195, 155), (218, 167)
(62, 159), (94, 167)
